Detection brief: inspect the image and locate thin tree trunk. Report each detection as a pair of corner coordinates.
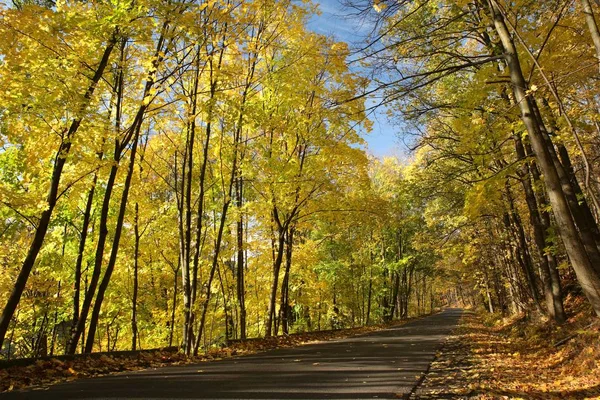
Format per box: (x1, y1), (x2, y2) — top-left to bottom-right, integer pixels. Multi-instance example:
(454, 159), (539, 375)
(192, 96), (243, 354)
(169, 258), (180, 348)
(69, 147), (119, 354)
(192, 195), (233, 355)
(68, 38), (127, 354)
(85, 120), (142, 353)
(366, 264), (373, 325)
(71, 172), (98, 341)
(186, 43), (225, 355)
(0, 33), (118, 351)
(216, 263), (230, 340)
(131, 202), (140, 350)
(504, 184), (544, 313)
(180, 49), (201, 353)
(236, 174), (246, 339)
(50, 281), (61, 355)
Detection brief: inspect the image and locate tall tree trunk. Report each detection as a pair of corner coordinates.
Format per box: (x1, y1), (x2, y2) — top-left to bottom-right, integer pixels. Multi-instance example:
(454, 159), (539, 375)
(192, 92), (242, 354)
(526, 145), (570, 322)
(71, 172), (98, 340)
(514, 135), (566, 322)
(266, 227), (286, 337)
(192, 195), (233, 355)
(180, 121), (194, 353)
(180, 50), (201, 353)
(216, 263), (230, 340)
(366, 264), (373, 325)
(504, 184), (544, 313)
(131, 202), (140, 350)
(68, 38), (127, 354)
(236, 174), (246, 339)
(186, 43), (226, 355)
(69, 148), (119, 354)
(168, 258), (180, 348)
(581, 0), (600, 73)
(50, 281), (61, 355)
(388, 272), (400, 321)
(85, 120), (142, 353)
(488, 0), (600, 316)
(279, 227), (294, 335)
(0, 33), (118, 351)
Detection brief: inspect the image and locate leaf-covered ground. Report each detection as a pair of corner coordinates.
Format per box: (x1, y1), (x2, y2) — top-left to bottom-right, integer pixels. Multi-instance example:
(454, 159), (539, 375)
(413, 299), (600, 399)
(0, 322), (398, 393)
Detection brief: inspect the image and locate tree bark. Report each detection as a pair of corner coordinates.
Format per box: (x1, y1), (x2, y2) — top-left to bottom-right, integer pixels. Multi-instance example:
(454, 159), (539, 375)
(279, 227), (294, 334)
(0, 33), (118, 351)
(488, 0), (600, 315)
(68, 37), (126, 354)
(131, 202), (140, 350)
(84, 119), (142, 353)
(504, 183), (544, 313)
(236, 174), (246, 339)
(581, 0), (600, 73)
(266, 226), (286, 337)
(514, 135), (566, 322)
(71, 172), (98, 340)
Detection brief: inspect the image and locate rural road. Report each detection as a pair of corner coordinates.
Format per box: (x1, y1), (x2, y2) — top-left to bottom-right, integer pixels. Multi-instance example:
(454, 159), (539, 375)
(3, 309), (463, 400)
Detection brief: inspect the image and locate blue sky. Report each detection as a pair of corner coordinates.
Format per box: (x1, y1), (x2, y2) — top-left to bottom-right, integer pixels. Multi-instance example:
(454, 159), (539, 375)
(306, 0), (407, 159)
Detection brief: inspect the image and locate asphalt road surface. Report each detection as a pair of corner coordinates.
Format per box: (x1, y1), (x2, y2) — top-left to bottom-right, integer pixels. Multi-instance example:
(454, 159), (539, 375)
(3, 309), (463, 400)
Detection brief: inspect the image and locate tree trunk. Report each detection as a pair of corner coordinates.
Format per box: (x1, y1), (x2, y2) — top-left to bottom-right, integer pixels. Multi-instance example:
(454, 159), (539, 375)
(582, 0), (600, 73)
(266, 227), (286, 337)
(192, 197), (232, 355)
(84, 120), (142, 353)
(192, 106), (241, 354)
(68, 37), (127, 354)
(488, 0), (600, 315)
(236, 174), (246, 339)
(131, 202), (140, 350)
(165, 255), (180, 348)
(504, 184), (544, 313)
(71, 173), (98, 341)
(0, 33), (117, 352)
(279, 227), (294, 334)
(526, 145), (569, 322)
(514, 135), (566, 322)
(69, 154), (119, 354)
(366, 264), (373, 325)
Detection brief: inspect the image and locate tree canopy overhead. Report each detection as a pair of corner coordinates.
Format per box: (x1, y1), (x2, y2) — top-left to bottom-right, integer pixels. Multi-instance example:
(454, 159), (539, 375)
(1, 0), (600, 360)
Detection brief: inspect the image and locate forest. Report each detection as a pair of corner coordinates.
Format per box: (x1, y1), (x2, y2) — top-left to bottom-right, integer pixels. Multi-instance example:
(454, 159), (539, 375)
(1, 0), (600, 377)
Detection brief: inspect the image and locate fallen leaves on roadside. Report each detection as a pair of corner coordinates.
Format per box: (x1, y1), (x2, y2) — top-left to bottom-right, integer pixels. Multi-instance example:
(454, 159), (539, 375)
(413, 299), (600, 399)
(1, 318), (414, 393)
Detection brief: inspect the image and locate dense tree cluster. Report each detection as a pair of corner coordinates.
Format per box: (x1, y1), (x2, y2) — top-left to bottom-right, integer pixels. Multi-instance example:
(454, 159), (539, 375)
(0, 0), (439, 358)
(358, 0), (600, 322)
(3, 0), (600, 361)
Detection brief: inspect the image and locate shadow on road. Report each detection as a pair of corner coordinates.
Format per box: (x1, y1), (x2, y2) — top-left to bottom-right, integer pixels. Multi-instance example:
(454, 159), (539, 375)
(2, 309), (463, 400)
